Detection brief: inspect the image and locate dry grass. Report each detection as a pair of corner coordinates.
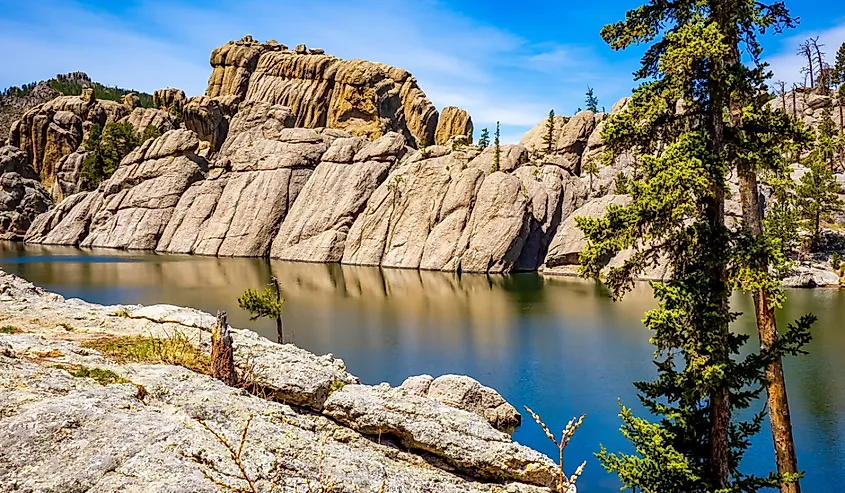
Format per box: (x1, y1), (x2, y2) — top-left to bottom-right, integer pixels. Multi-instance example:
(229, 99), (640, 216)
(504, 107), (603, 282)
(82, 330), (210, 375)
(524, 406), (587, 493)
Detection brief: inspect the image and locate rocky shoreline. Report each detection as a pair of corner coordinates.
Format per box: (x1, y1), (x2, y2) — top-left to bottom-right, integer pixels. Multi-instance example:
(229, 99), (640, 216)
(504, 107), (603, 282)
(0, 268), (565, 492)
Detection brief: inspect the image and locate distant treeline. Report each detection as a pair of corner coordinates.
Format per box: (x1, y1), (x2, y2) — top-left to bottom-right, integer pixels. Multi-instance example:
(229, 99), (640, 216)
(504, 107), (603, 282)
(1, 78), (154, 108)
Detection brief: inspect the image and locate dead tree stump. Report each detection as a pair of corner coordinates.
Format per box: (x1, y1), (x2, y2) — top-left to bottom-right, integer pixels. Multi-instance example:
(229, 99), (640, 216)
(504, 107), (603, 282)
(211, 311), (236, 386)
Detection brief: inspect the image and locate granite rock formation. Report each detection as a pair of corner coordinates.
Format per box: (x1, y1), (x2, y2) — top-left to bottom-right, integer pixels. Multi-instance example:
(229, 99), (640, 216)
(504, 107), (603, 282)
(206, 36), (438, 147)
(8, 94), (130, 197)
(435, 106), (473, 145)
(0, 146), (53, 239)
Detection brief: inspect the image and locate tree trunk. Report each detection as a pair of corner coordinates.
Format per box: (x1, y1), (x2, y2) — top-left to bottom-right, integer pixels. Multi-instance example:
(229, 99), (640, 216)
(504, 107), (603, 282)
(737, 165), (801, 493)
(272, 277), (284, 344)
(212, 311), (236, 386)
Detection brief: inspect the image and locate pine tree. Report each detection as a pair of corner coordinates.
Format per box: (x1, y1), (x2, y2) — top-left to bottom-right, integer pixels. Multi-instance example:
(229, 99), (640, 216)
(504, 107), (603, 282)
(797, 106), (844, 250)
(238, 278), (285, 343)
(582, 157), (599, 193)
(491, 121), (501, 173)
(578, 2), (813, 492)
(542, 109), (555, 155)
(585, 87), (599, 112)
(478, 128), (490, 149)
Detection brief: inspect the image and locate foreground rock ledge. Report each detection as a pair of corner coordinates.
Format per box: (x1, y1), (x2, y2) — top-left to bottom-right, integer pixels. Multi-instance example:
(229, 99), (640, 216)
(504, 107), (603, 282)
(0, 269), (556, 492)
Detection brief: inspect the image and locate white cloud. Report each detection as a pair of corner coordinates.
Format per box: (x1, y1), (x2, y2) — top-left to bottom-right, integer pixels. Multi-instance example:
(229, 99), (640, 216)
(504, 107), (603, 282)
(0, 0), (633, 142)
(766, 22), (845, 88)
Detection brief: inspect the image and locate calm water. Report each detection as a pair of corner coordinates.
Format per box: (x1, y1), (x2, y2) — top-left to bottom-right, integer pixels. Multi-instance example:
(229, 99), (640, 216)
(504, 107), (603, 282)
(1, 242), (843, 492)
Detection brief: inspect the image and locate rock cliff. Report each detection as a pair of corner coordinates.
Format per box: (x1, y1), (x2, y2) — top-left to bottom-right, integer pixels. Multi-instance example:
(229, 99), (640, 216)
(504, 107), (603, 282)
(206, 36), (438, 147)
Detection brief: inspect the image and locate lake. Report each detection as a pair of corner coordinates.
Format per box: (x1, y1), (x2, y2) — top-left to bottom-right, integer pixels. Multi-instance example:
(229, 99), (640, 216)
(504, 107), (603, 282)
(1, 242), (843, 492)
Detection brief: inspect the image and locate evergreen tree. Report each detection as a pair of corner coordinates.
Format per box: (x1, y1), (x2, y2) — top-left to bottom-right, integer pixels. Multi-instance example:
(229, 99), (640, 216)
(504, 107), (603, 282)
(238, 278), (285, 344)
(834, 42), (845, 133)
(140, 124), (162, 143)
(478, 128), (490, 149)
(542, 109), (555, 155)
(797, 106), (844, 250)
(578, 2), (813, 492)
(492, 122), (501, 173)
(585, 87), (599, 112)
(582, 157), (599, 193)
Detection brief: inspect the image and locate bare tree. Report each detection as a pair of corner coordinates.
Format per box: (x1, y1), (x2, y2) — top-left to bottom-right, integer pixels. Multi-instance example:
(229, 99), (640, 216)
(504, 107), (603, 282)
(799, 39), (815, 88)
(776, 80), (787, 113)
(810, 37), (829, 94)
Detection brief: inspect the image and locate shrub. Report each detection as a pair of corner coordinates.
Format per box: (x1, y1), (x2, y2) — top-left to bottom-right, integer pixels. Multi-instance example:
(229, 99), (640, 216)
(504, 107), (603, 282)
(832, 252), (842, 271)
(0, 325), (20, 334)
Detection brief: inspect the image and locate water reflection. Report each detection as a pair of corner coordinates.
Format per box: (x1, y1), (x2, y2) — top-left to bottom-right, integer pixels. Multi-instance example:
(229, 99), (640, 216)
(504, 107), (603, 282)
(1, 241), (842, 493)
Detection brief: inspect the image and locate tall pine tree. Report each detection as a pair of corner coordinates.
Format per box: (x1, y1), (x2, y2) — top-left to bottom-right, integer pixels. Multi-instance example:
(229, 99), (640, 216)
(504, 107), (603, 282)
(542, 109), (556, 155)
(578, 1), (813, 491)
(492, 122), (501, 173)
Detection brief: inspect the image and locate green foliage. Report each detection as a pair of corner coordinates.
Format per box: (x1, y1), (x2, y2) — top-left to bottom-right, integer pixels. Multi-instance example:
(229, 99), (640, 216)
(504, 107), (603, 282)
(542, 109), (555, 155)
(0, 325), (20, 334)
(585, 87), (599, 113)
(583, 157), (600, 192)
(238, 287), (284, 321)
(478, 127), (490, 149)
(238, 278), (285, 343)
(831, 252), (842, 271)
(579, 1), (813, 491)
(64, 366), (130, 385)
(613, 172), (629, 194)
(492, 121), (501, 173)
(140, 124), (162, 143)
(81, 122), (157, 190)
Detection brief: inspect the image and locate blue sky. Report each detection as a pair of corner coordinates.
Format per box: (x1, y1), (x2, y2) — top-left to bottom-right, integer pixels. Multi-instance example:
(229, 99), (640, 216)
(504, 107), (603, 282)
(1, 0), (844, 143)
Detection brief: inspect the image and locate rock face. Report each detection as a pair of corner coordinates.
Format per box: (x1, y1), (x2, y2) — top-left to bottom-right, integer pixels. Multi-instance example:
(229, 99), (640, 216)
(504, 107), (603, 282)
(0, 269), (554, 493)
(544, 194), (630, 273)
(8, 94), (129, 198)
(0, 82), (59, 146)
(157, 103), (323, 257)
(400, 374), (521, 432)
(26, 130), (206, 248)
(183, 95), (239, 152)
(435, 106), (473, 146)
(0, 146), (53, 239)
(205, 36), (438, 147)
(269, 136), (389, 262)
(153, 88), (187, 110)
(119, 107), (177, 135)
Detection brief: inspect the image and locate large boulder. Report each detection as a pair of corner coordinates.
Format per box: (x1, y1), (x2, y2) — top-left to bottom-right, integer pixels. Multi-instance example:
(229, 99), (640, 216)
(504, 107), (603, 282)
(323, 384), (557, 487)
(0, 146), (53, 240)
(26, 130), (206, 249)
(435, 106), (473, 145)
(0, 81), (59, 146)
(400, 374), (521, 433)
